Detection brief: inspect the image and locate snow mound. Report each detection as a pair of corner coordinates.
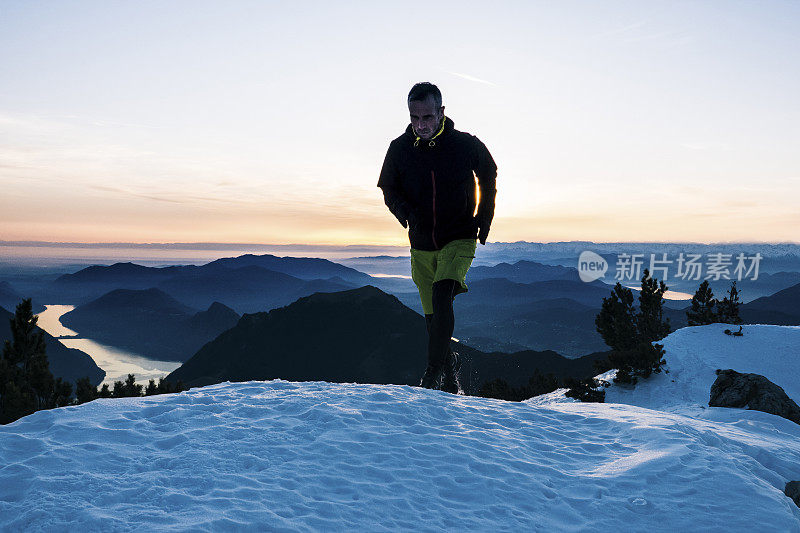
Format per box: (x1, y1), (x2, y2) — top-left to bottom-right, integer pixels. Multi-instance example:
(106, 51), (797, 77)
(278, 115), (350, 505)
(2, 377), (800, 531)
(599, 324), (800, 414)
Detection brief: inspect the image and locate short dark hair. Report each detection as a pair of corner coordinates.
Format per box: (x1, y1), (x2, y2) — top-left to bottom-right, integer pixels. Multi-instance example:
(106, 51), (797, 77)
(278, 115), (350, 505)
(407, 82), (442, 109)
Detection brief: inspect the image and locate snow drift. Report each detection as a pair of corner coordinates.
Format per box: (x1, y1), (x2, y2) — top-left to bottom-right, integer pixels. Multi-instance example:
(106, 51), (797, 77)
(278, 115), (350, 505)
(1, 324), (799, 531)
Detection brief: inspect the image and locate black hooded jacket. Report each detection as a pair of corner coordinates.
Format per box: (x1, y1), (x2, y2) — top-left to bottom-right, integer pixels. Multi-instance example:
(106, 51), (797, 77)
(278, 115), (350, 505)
(377, 116), (497, 251)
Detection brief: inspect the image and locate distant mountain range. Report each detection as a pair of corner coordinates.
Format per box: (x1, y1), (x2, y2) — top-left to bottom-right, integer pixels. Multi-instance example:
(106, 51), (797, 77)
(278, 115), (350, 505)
(2, 246), (797, 401)
(0, 281), (23, 312)
(47, 254), (374, 313)
(203, 254), (372, 283)
(166, 285), (609, 394)
(467, 260), (579, 284)
(60, 288), (241, 362)
(741, 282), (800, 325)
(152, 265), (352, 314)
(0, 306), (104, 387)
(636, 270), (800, 304)
(470, 242), (800, 274)
(451, 278), (615, 357)
(38, 253), (800, 360)
(0, 282), (45, 315)
(452, 277), (800, 356)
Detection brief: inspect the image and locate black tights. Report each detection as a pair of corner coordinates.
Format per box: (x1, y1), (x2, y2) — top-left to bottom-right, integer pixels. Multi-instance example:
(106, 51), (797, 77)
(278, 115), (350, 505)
(425, 278), (457, 368)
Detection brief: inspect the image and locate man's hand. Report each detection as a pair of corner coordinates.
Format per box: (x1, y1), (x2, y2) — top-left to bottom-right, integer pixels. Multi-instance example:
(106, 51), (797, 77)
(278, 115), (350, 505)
(394, 208), (413, 229)
(406, 210), (424, 233)
(477, 216), (491, 245)
(478, 225), (490, 245)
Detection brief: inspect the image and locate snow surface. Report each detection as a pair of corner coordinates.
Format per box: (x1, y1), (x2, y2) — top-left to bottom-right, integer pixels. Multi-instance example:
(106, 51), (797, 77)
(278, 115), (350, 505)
(2, 324), (800, 531)
(609, 323), (800, 411)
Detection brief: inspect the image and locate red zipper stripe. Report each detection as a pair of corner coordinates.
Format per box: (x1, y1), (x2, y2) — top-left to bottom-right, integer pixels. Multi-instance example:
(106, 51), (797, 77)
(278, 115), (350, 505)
(431, 170), (438, 248)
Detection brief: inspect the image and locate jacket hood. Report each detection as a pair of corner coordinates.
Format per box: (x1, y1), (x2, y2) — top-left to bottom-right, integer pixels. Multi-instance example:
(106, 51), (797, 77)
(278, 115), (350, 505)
(404, 116), (455, 148)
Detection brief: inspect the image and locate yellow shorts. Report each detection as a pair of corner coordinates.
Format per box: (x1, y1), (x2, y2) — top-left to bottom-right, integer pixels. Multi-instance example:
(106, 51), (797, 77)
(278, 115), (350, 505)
(410, 238), (477, 315)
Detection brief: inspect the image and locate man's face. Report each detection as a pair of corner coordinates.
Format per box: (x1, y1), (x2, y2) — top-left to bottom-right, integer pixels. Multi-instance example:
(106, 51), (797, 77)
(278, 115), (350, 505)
(408, 96), (444, 140)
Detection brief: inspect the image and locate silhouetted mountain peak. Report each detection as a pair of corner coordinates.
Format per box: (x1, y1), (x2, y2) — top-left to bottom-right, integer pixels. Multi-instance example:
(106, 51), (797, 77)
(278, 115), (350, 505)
(85, 262), (147, 274)
(475, 277), (524, 288)
(206, 253), (310, 268)
(205, 301), (238, 315)
(236, 285), (412, 336)
(761, 281), (800, 301)
(167, 285), (431, 387)
(469, 260), (578, 284)
(55, 261), (155, 283)
(83, 287), (196, 314)
(291, 284), (403, 310)
(186, 301), (241, 337)
(744, 281), (800, 319)
(202, 253), (372, 283)
(190, 301), (240, 326)
(166, 282), (607, 393)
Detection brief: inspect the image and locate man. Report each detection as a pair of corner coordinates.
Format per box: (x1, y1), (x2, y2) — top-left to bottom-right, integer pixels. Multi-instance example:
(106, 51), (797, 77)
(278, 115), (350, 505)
(377, 82), (498, 393)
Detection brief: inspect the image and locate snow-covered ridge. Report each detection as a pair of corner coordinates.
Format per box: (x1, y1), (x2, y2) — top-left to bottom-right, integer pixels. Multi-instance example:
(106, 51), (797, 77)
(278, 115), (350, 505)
(2, 325), (800, 531)
(604, 323), (800, 412)
(532, 323), (800, 412)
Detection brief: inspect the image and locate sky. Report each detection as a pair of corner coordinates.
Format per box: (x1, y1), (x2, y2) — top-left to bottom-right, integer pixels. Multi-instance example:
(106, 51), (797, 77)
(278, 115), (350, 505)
(1, 0), (798, 246)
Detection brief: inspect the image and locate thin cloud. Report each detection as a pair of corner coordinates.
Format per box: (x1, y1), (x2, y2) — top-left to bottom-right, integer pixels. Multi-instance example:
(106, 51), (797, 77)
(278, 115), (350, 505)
(89, 184), (185, 204)
(88, 184), (244, 205)
(446, 71), (498, 87)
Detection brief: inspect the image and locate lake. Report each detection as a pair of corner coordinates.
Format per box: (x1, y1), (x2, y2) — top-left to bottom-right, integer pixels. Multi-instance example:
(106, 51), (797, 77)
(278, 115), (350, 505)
(37, 305), (182, 387)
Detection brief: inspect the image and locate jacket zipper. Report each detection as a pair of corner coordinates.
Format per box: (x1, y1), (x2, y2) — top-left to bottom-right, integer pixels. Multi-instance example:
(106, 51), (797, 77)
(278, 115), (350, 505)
(431, 170), (438, 248)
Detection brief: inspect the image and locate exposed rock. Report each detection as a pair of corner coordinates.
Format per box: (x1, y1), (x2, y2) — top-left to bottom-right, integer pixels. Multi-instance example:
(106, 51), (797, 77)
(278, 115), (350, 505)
(709, 369), (800, 425)
(723, 325), (743, 336)
(786, 481), (800, 508)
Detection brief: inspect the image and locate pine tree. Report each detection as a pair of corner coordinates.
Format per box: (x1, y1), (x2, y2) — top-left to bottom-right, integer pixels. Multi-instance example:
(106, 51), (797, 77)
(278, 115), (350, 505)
(717, 280), (743, 325)
(0, 381), (36, 424)
(112, 380), (125, 398)
(156, 378), (187, 394)
(0, 343), (11, 418)
(595, 282), (639, 384)
(122, 374), (143, 397)
(687, 280), (718, 325)
(1, 298), (54, 422)
(50, 378), (74, 408)
(476, 371), (560, 402)
(637, 271), (672, 342)
(564, 376), (607, 402)
(594, 270), (669, 385)
(75, 376), (99, 404)
(477, 378), (513, 400)
(595, 282), (638, 353)
(632, 269), (669, 381)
